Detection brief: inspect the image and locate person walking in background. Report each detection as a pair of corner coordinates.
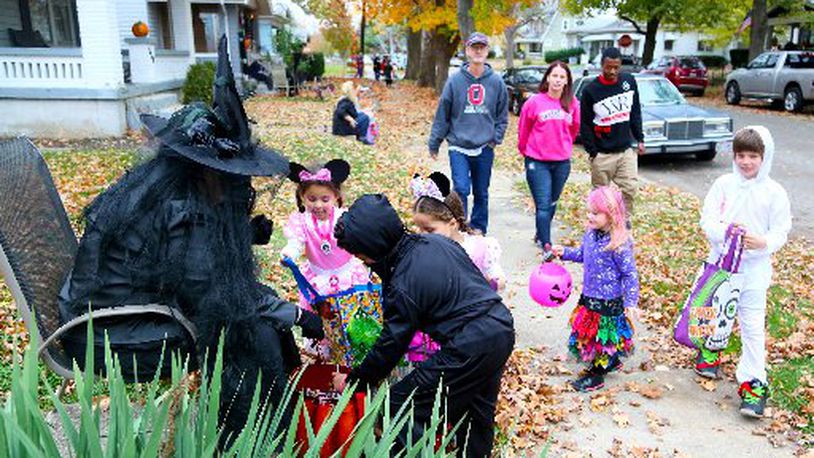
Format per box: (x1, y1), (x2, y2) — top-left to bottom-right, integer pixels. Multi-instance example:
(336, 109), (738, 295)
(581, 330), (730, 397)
(373, 55), (381, 81)
(518, 61), (580, 248)
(580, 47), (644, 216)
(428, 32), (508, 235)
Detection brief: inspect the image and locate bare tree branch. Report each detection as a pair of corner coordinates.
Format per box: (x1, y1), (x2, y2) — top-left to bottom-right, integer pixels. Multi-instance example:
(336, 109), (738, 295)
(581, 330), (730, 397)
(618, 14), (645, 34)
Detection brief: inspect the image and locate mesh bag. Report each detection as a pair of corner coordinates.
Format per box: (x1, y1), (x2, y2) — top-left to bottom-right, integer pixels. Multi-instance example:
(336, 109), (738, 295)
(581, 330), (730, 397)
(0, 137), (78, 374)
(282, 257), (382, 366)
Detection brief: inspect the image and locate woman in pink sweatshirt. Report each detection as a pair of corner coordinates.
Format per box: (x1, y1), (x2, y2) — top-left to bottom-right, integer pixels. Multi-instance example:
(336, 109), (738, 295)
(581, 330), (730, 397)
(517, 61), (580, 248)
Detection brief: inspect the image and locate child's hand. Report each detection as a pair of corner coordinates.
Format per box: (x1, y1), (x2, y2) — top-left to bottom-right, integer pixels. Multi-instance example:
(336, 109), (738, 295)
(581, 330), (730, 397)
(332, 372), (347, 392)
(550, 245), (565, 258)
(743, 232), (767, 250)
(625, 307), (640, 323)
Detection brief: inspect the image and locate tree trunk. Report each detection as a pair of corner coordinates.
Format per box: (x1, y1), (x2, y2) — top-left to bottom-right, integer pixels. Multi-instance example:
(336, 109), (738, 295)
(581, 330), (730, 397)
(433, 33), (459, 94)
(641, 15), (660, 67)
(406, 28), (422, 80)
(457, 0), (474, 40)
(504, 26), (517, 69)
(418, 30), (436, 88)
(749, 0), (769, 60)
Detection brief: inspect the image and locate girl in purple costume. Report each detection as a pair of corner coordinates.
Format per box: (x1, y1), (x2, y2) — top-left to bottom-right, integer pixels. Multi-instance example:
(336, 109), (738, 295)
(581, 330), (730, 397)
(552, 186), (639, 392)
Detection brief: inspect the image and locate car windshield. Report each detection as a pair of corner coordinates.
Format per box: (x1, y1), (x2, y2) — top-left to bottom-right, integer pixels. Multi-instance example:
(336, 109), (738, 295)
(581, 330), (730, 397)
(679, 58), (704, 69)
(517, 69), (543, 83)
(637, 78), (685, 105)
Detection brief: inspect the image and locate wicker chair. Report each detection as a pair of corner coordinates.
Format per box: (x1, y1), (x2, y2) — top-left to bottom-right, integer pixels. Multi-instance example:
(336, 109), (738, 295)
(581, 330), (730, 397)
(0, 137), (197, 392)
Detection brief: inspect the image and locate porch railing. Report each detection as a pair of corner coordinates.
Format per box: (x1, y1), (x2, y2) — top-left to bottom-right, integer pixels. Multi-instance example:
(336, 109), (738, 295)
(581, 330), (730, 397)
(0, 50), (84, 88)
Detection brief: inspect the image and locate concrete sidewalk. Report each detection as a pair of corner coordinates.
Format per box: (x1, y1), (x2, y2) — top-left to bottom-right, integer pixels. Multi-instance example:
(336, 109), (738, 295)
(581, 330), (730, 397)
(487, 166), (793, 457)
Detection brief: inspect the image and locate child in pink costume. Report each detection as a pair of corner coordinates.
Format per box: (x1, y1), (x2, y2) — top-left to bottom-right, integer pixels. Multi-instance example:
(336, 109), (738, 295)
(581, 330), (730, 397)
(408, 172), (506, 362)
(281, 159), (369, 359)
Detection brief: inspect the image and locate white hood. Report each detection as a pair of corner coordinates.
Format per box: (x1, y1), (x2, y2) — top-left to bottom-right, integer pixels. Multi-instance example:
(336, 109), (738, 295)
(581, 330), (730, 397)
(700, 125), (792, 290)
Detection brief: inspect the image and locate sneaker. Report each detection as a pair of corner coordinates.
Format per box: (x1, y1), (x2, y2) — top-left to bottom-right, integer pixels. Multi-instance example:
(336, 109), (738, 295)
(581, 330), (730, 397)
(694, 348), (721, 379)
(571, 373), (605, 392)
(739, 379), (769, 418)
(606, 358), (624, 373)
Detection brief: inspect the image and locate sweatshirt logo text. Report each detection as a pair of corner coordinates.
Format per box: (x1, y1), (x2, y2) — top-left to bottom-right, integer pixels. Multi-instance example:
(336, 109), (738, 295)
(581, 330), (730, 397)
(465, 84), (489, 114)
(592, 91), (635, 126)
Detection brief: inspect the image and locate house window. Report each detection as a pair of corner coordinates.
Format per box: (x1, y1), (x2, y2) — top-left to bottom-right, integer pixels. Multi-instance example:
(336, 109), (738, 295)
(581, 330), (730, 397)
(529, 42), (542, 53)
(562, 19), (568, 31)
(192, 4), (225, 53)
(698, 40), (713, 52)
(1, 0), (80, 47)
(148, 1), (173, 50)
(664, 39), (674, 51)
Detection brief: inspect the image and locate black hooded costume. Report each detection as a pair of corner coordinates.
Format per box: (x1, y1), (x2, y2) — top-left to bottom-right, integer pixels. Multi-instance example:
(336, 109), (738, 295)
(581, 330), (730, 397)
(57, 36), (323, 444)
(335, 194), (515, 457)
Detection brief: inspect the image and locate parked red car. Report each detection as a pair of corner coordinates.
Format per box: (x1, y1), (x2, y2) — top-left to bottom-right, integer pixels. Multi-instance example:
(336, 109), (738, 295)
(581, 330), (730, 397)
(644, 56), (709, 95)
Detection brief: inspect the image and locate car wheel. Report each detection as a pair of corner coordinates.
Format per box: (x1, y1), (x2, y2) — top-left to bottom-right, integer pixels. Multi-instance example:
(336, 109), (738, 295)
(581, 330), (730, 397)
(696, 88), (705, 97)
(725, 82), (741, 105)
(696, 148), (717, 161)
(784, 86), (804, 112)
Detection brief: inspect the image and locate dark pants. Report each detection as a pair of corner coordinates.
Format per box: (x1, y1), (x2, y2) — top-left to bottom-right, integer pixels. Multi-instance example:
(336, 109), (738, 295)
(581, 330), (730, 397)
(449, 146), (494, 234)
(390, 307), (515, 457)
(524, 157), (571, 246)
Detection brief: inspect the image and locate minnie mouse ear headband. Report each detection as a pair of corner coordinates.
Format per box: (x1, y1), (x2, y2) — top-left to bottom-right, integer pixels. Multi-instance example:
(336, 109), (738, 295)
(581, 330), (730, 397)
(410, 172), (451, 202)
(287, 159), (351, 185)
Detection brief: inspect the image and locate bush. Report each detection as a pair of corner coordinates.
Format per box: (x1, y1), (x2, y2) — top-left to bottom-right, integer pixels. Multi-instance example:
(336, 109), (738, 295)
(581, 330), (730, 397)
(544, 47), (585, 63)
(698, 55), (728, 68)
(0, 319), (459, 456)
(729, 49), (750, 68)
(182, 61), (216, 104)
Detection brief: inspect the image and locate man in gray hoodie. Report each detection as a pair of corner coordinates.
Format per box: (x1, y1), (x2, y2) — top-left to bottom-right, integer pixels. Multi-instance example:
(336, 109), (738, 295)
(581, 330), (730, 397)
(428, 32), (509, 234)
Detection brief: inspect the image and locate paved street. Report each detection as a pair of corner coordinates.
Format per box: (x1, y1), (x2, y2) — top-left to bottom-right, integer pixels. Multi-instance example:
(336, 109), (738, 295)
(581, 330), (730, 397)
(638, 100), (814, 240)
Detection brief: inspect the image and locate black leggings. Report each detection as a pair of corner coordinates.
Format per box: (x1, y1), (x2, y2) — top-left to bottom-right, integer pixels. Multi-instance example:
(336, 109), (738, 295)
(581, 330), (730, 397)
(390, 322), (515, 457)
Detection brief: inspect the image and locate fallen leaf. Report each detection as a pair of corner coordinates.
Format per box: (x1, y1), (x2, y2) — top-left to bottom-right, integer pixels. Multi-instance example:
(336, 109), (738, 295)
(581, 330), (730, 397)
(640, 385), (664, 399)
(613, 411), (631, 428)
(698, 379), (717, 392)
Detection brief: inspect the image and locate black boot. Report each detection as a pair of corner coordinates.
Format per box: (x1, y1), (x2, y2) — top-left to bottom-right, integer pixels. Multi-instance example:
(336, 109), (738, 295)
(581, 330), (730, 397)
(571, 366), (606, 392)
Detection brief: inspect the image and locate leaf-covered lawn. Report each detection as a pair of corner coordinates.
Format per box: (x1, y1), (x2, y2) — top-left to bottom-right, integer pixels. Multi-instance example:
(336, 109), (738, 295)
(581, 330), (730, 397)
(0, 80), (811, 450)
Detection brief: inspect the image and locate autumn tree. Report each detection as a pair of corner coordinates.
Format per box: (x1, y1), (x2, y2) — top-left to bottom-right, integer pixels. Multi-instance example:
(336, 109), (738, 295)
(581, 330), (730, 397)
(564, 0), (737, 66)
(304, 0), (357, 57)
(471, 0), (558, 68)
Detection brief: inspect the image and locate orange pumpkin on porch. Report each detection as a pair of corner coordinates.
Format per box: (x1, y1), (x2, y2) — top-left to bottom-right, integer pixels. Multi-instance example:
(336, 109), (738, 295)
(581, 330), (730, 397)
(131, 21), (149, 38)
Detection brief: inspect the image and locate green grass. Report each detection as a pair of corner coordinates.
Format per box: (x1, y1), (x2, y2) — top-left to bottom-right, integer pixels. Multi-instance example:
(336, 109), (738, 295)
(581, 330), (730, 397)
(770, 357), (814, 434)
(324, 62), (350, 78)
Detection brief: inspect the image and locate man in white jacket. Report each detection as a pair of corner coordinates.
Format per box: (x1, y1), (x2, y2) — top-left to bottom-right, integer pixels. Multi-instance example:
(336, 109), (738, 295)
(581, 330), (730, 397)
(697, 126), (792, 418)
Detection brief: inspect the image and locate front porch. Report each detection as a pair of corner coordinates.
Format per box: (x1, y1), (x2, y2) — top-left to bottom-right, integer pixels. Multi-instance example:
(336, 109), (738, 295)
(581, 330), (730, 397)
(0, 0), (279, 138)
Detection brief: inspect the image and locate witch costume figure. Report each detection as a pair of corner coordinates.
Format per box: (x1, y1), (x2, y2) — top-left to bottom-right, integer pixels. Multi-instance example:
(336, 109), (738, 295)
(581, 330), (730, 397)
(333, 194), (515, 458)
(57, 36), (324, 442)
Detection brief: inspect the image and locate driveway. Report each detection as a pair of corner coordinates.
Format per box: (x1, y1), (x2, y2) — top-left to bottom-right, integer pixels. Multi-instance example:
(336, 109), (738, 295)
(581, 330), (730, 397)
(638, 100), (814, 239)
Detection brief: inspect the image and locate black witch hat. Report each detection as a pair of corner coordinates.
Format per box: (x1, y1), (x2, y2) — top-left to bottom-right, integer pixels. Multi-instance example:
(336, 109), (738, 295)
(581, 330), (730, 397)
(140, 36), (288, 177)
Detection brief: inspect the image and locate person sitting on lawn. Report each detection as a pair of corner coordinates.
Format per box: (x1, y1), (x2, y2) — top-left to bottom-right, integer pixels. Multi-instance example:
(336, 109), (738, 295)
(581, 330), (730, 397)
(57, 36), (325, 444)
(331, 81), (373, 145)
(551, 185), (639, 393)
(332, 193), (515, 457)
(696, 126), (791, 418)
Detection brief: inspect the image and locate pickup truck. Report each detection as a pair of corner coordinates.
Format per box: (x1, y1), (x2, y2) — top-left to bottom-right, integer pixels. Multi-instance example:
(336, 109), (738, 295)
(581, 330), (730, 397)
(725, 51), (814, 112)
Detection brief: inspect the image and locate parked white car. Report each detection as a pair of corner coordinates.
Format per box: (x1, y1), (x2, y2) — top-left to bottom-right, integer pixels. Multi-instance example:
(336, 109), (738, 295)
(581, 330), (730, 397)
(725, 51), (814, 112)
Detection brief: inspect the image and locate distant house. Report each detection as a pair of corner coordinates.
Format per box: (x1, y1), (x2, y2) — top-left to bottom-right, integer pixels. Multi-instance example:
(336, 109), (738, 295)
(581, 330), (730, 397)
(767, 0), (814, 50)
(0, 0), (294, 139)
(564, 15), (730, 64)
(514, 11), (570, 59)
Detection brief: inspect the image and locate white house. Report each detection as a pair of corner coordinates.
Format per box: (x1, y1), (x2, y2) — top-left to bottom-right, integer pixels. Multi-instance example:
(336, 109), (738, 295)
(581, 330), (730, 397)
(564, 15), (730, 64)
(0, 0), (300, 139)
(514, 12), (730, 64)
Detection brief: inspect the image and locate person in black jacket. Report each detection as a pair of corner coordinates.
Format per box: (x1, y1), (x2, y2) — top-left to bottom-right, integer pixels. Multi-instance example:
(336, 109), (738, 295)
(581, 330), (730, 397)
(58, 36), (324, 446)
(332, 194), (515, 458)
(580, 47), (644, 215)
(332, 81), (372, 144)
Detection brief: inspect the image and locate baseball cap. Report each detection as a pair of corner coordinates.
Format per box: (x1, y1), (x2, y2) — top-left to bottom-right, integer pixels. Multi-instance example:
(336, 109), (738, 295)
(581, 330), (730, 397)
(465, 32), (489, 47)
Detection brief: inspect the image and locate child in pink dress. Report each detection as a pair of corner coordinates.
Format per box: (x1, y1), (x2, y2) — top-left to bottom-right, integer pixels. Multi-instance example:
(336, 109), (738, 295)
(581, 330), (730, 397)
(281, 159), (370, 359)
(408, 172), (506, 362)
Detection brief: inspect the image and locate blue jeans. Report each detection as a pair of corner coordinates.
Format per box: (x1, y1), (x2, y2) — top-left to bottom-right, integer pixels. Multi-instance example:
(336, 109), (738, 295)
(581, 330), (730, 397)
(449, 146), (494, 234)
(525, 157), (571, 246)
(355, 112), (370, 140)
